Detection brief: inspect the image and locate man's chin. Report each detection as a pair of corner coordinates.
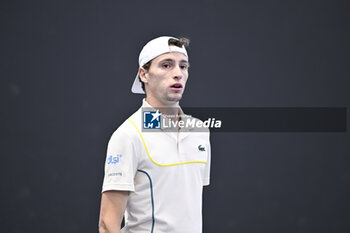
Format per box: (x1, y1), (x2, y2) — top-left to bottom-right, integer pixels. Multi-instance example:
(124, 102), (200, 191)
(166, 93), (182, 103)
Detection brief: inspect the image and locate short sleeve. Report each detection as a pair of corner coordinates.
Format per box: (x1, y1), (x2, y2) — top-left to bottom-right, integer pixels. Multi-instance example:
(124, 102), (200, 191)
(203, 138), (211, 186)
(102, 130), (138, 193)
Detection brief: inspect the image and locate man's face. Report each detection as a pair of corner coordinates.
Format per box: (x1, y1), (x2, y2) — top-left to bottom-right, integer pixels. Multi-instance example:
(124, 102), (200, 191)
(140, 52), (189, 105)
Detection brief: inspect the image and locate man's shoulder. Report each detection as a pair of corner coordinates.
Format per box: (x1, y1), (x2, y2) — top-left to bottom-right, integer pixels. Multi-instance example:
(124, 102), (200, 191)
(109, 107), (142, 141)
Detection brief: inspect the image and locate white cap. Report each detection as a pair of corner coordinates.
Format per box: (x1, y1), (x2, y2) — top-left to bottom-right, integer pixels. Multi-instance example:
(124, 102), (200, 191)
(131, 36), (188, 94)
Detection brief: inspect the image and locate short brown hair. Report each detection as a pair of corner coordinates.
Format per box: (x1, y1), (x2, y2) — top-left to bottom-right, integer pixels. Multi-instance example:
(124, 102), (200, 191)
(139, 37), (190, 92)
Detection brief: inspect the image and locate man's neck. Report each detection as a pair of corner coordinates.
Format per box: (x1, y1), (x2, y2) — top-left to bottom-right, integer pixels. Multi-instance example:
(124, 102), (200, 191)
(145, 97), (180, 117)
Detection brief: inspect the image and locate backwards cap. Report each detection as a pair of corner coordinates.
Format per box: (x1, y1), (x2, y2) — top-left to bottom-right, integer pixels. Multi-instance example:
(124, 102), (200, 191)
(131, 36), (188, 94)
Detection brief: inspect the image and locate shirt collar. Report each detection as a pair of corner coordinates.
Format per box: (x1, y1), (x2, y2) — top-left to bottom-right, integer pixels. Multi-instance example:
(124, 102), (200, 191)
(140, 98), (195, 132)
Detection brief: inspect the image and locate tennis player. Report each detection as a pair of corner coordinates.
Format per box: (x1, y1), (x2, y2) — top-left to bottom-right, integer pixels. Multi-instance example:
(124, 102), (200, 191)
(99, 36), (211, 233)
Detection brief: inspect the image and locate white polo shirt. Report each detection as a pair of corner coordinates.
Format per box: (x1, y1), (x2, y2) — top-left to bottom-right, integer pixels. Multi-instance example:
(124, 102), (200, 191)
(102, 99), (211, 233)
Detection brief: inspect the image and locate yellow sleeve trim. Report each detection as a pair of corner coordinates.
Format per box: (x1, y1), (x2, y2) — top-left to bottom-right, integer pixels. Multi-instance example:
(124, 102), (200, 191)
(128, 119), (207, 167)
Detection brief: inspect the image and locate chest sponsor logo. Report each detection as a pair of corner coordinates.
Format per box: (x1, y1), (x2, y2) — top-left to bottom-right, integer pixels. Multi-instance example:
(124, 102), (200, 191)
(198, 145), (206, 152)
(107, 154), (122, 164)
(143, 110), (161, 129)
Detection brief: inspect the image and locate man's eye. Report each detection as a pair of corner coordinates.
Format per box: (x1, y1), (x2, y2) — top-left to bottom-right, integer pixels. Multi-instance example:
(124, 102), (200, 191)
(181, 65), (188, 69)
(162, 64), (170, 68)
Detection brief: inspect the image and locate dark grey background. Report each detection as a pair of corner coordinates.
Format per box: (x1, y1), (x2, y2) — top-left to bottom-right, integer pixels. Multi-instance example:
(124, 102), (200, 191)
(1, 0), (349, 232)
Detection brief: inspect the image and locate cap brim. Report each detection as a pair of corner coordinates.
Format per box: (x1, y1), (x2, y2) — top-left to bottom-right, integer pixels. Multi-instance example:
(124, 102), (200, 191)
(131, 72), (145, 94)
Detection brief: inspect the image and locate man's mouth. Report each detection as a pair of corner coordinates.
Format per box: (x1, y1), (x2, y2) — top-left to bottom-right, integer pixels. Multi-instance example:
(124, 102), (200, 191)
(170, 83), (183, 90)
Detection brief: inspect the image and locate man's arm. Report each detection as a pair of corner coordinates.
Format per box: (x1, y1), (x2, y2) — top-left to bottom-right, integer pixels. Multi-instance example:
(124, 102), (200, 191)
(99, 190), (129, 233)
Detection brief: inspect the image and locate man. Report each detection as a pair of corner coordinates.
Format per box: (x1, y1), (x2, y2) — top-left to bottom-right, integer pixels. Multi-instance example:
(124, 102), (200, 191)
(99, 36), (211, 233)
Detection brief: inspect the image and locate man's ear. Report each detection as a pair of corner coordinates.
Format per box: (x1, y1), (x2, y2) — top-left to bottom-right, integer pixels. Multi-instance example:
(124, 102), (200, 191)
(139, 67), (148, 84)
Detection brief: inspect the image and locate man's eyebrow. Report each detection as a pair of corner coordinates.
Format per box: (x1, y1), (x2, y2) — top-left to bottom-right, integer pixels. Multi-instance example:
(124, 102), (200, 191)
(180, 60), (190, 67)
(159, 58), (175, 63)
(159, 58), (189, 63)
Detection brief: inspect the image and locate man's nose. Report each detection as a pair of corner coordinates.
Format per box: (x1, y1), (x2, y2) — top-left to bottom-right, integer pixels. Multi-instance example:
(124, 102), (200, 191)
(172, 65), (183, 80)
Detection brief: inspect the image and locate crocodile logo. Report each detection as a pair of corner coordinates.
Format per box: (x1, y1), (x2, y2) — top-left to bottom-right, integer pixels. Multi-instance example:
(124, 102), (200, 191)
(198, 145), (205, 152)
